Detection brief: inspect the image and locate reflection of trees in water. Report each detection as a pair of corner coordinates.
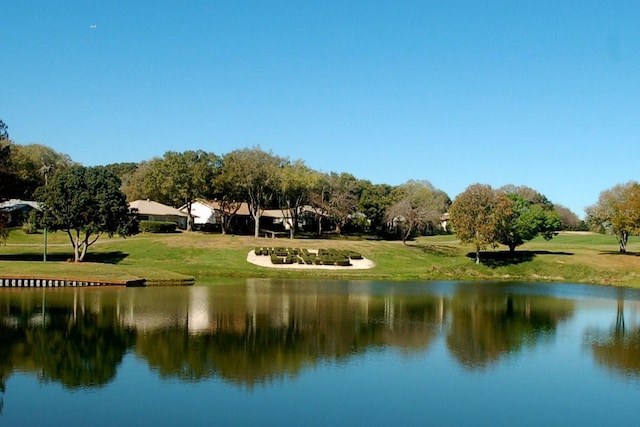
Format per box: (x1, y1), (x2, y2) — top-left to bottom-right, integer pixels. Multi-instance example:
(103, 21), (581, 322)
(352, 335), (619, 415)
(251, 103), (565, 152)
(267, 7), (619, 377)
(446, 285), (574, 370)
(586, 291), (640, 379)
(136, 293), (446, 388)
(26, 308), (135, 388)
(0, 290), (135, 392)
(0, 322), (23, 415)
(0, 283), (589, 391)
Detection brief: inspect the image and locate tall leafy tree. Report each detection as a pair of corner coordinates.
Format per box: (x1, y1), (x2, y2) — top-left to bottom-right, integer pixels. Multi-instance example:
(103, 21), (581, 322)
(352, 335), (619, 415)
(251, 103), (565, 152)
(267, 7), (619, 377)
(276, 160), (319, 238)
(384, 180), (450, 244)
(143, 150), (219, 231)
(35, 166), (139, 262)
(121, 161), (151, 202)
(9, 143), (75, 198)
(450, 183), (498, 264)
(359, 181), (396, 236)
(586, 181), (640, 253)
(217, 148), (284, 238)
(493, 186), (561, 253)
(103, 162), (140, 193)
(554, 204), (584, 231)
(309, 172), (360, 235)
(211, 167), (247, 235)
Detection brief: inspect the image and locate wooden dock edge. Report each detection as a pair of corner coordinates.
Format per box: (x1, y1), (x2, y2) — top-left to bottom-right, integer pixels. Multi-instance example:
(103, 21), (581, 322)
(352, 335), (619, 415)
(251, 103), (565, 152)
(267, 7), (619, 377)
(0, 275), (146, 288)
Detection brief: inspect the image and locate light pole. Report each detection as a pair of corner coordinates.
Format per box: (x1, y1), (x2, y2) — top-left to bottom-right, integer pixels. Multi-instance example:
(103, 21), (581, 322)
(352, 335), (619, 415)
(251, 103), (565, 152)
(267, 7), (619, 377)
(40, 163), (52, 262)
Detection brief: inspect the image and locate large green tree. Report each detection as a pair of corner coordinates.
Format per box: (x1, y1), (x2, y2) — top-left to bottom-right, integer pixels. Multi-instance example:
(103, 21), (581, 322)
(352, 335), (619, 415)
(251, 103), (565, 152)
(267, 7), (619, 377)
(142, 150), (219, 231)
(9, 143), (75, 197)
(359, 181), (396, 236)
(103, 162), (140, 195)
(35, 166), (139, 262)
(217, 148), (284, 238)
(121, 161), (150, 202)
(493, 186), (561, 253)
(450, 183), (498, 264)
(586, 181), (640, 253)
(211, 169), (247, 235)
(275, 160), (319, 238)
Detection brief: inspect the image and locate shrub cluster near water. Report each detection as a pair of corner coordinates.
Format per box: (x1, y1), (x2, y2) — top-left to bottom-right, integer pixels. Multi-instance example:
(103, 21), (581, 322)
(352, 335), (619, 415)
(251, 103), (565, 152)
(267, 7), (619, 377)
(255, 247), (363, 266)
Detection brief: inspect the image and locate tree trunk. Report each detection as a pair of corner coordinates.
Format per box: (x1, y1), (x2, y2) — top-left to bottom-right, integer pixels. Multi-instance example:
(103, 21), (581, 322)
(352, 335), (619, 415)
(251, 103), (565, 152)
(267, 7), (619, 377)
(619, 231), (628, 253)
(508, 243), (516, 253)
(220, 218), (227, 235)
(402, 225), (413, 245)
(289, 206), (297, 239)
(68, 230), (82, 262)
(254, 214), (260, 238)
(284, 202), (295, 239)
(79, 238), (89, 261)
(475, 248), (481, 264)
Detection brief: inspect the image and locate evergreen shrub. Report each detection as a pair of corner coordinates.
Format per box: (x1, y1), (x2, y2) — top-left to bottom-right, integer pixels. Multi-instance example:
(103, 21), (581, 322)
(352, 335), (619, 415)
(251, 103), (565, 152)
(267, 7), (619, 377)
(140, 220), (177, 233)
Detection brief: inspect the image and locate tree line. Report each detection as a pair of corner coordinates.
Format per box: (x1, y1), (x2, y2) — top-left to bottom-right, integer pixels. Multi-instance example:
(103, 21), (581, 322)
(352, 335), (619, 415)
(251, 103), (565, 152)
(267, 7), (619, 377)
(4, 118), (636, 263)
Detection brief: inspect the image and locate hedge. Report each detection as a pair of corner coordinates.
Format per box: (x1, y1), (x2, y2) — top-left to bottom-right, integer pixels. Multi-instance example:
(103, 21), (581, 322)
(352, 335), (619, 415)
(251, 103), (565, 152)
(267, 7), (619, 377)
(255, 247), (363, 267)
(140, 220), (178, 233)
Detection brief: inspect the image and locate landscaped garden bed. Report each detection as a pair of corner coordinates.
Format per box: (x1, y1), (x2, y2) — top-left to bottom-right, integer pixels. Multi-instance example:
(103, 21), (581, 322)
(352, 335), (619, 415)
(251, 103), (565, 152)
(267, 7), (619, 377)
(254, 247), (363, 266)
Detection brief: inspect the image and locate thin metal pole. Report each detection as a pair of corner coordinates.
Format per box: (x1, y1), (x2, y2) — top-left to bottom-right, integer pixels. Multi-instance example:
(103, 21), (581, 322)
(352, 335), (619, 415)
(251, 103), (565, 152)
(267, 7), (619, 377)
(43, 227), (47, 262)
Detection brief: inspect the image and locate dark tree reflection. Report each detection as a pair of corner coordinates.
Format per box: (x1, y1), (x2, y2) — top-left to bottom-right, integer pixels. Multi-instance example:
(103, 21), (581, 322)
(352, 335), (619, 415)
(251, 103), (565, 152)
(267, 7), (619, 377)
(586, 290), (640, 379)
(446, 284), (574, 369)
(135, 288), (447, 388)
(0, 282), (595, 393)
(27, 308), (135, 388)
(0, 290), (135, 390)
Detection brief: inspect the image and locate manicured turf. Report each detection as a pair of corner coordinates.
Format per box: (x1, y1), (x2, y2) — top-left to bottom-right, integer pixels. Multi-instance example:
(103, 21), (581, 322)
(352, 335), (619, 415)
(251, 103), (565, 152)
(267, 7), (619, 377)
(1, 229), (639, 287)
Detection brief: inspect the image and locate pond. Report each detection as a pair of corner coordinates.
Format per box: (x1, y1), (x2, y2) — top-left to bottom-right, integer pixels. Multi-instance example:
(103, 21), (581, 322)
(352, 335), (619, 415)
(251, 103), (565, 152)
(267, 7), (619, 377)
(1, 280), (639, 426)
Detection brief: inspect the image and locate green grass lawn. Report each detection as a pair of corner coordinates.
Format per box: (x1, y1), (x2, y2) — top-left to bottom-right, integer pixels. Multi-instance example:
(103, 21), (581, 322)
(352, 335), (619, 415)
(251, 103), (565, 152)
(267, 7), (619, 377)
(2, 229), (640, 287)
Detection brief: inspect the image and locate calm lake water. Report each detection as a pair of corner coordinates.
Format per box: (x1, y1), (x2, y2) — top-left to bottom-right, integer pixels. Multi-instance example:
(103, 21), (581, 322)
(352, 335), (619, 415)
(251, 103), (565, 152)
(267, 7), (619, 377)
(1, 279), (640, 426)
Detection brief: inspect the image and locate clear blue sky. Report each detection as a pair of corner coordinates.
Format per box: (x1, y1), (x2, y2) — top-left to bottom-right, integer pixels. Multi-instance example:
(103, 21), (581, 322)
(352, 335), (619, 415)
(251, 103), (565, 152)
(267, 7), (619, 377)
(3, 1), (639, 218)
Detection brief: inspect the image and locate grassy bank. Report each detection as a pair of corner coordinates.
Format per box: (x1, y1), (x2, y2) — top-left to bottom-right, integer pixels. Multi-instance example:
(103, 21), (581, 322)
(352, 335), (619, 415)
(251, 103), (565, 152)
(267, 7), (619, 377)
(1, 229), (640, 287)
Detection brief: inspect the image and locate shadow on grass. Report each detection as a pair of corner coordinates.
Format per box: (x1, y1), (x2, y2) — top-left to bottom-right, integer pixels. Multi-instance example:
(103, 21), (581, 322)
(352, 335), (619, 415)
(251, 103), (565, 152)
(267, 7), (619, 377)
(469, 250), (574, 268)
(407, 243), (459, 257)
(0, 251), (129, 264)
(597, 251), (640, 257)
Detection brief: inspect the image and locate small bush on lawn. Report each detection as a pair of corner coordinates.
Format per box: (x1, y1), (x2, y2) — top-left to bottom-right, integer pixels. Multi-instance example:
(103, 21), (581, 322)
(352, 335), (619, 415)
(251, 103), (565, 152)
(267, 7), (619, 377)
(22, 221), (38, 234)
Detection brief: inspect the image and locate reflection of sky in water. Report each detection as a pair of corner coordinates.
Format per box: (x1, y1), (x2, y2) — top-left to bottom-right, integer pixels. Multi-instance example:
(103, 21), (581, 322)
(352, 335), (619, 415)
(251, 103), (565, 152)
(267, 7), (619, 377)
(2, 281), (640, 426)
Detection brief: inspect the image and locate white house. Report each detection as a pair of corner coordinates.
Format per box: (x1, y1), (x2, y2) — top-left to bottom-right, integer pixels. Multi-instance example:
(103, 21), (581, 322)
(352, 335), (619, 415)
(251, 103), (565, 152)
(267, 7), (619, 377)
(180, 198), (303, 233)
(180, 199), (224, 227)
(179, 199), (251, 230)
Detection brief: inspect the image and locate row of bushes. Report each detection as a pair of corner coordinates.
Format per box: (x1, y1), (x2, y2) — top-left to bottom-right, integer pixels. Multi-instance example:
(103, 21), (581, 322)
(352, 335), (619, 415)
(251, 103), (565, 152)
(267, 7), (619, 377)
(255, 247), (363, 266)
(140, 220), (177, 233)
(18, 219), (178, 234)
